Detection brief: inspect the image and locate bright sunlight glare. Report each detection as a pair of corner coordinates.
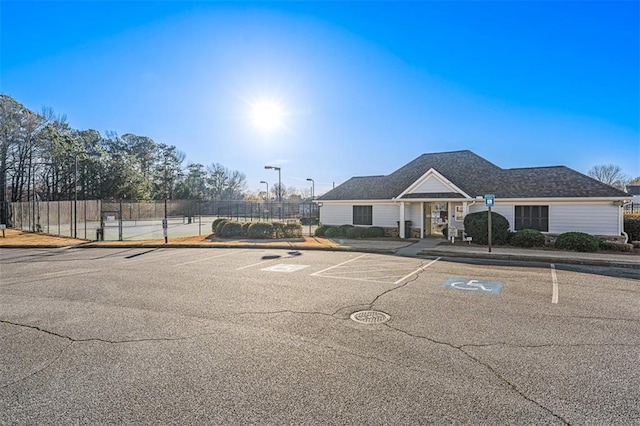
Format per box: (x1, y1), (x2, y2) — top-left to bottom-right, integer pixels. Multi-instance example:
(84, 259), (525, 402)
(249, 100), (286, 133)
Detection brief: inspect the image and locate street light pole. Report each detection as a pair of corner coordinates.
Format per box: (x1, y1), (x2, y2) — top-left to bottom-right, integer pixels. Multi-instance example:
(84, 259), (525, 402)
(260, 181), (269, 201)
(264, 166), (282, 202)
(305, 178), (315, 235)
(260, 180), (269, 221)
(306, 178), (314, 200)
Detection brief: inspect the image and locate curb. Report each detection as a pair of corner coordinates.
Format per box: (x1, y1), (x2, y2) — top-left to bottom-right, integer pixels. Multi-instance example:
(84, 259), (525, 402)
(418, 249), (640, 269)
(64, 242), (397, 254)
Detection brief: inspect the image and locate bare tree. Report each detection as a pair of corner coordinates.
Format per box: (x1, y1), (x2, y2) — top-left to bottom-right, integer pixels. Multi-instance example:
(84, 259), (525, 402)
(587, 164), (630, 190)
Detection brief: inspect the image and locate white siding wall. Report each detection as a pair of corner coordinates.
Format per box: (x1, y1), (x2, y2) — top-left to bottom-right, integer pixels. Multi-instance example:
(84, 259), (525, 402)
(373, 204), (399, 227)
(410, 177), (450, 194)
(320, 203), (400, 227)
(319, 204), (352, 225)
(406, 203), (422, 225)
(549, 203), (620, 235)
(468, 202), (621, 235)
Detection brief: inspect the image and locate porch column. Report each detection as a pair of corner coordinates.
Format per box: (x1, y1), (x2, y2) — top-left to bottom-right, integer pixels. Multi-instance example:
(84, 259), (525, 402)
(420, 202), (424, 239)
(399, 202), (406, 238)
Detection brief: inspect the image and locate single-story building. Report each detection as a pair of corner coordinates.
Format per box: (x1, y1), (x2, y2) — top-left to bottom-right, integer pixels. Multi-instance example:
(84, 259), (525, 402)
(317, 150), (631, 240)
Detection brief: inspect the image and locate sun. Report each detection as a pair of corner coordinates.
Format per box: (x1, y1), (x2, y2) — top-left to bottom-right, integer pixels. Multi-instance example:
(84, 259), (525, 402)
(249, 100), (285, 133)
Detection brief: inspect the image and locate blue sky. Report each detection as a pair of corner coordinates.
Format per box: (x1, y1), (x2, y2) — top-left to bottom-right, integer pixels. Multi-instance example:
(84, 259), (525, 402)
(2, 1), (638, 195)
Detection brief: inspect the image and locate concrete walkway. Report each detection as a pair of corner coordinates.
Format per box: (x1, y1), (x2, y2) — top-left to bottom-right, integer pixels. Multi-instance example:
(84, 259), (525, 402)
(394, 237), (446, 256)
(383, 237), (638, 270)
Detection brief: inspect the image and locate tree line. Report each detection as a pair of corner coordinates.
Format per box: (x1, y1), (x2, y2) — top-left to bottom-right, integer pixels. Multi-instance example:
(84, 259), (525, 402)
(1, 94), (309, 223)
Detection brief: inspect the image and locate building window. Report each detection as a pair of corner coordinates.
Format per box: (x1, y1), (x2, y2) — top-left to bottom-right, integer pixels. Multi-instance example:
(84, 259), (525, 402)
(515, 206), (549, 232)
(353, 205), (373, 225)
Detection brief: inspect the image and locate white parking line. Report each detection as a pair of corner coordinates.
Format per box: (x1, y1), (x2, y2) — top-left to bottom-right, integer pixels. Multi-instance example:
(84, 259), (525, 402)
(174, 250), (245, 266)
(393, 257), (441, 284)
(310, 254), (369, 276)
(550, 263), (558, 304)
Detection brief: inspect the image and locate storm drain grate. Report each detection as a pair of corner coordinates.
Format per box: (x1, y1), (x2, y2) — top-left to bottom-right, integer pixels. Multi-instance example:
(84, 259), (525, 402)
(350, 310), (390, 324)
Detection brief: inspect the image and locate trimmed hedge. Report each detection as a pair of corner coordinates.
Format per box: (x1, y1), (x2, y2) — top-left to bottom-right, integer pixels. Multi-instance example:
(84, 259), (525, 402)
(220, 221), (243, 237)
(624, 217), (640, 241)
(248, 222), (273, 239)
(600, 241), (633, 252)
(211, 218), (228, 234)
(346, 227), (368, 238)
(324, 227), (341, 238)
(368, 227), (385, 238)
(463, 211), (510, 245)
(214, 219), (230, 235)
(315, 224), (329, 237)
(510, 229), (546, 248)
(283, 223), (303, 238)
(555, 232), (601, 252)
(320, 225), (387, 239)
(337, 224), (354, 237)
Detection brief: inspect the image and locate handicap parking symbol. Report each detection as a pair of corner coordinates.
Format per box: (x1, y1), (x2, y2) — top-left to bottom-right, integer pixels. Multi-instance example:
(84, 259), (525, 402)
(441, 277), (503, 295)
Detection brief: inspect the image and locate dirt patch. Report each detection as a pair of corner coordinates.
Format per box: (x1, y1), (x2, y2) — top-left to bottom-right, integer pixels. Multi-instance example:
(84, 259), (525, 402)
(0, 229), (341, 248)
(0, 229), (86, 247)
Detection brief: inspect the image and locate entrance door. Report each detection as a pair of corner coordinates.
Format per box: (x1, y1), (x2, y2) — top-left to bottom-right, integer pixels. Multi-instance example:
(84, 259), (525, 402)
(428, 202), (448, 236)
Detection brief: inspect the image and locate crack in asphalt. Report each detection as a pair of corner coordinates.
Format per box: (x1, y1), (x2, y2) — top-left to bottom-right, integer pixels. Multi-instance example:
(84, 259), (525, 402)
(0, 341), (73, 390)
(385, 323), (570, 424)
(368, 258), (440, 308)
(0, 319), (212, 345)
(369, 268), (422, 308)
(235, 310), (337, 319)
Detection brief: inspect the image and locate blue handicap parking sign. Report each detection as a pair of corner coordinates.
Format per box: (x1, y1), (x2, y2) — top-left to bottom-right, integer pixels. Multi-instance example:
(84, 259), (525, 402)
(441, 277), (503, 295)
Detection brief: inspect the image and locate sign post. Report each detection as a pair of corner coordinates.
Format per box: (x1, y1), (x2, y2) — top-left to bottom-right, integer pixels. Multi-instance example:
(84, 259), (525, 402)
(484, 194), (495, 253)
(162, 217), (168, 244)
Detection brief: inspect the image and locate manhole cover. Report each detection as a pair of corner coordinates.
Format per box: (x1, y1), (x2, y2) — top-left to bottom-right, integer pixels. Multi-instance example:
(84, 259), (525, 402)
(350, 310), (390, 324)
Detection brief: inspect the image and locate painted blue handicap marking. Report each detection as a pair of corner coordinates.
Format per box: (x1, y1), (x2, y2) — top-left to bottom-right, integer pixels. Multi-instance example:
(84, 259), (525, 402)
(441, 277), (503, 295)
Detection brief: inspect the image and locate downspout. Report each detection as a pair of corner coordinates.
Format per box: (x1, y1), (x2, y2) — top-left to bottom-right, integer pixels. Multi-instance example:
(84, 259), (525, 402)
(621, 200), (633, 243)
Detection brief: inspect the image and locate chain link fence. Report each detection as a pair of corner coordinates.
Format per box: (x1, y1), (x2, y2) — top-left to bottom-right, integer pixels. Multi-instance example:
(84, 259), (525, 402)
(6, 199), (319, 241)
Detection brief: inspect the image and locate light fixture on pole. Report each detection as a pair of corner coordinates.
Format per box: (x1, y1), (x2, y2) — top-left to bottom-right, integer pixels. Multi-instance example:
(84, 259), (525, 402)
(260, 180), (269, 201)
(264, 166), (281, 202)
(306, 178), (314, 200)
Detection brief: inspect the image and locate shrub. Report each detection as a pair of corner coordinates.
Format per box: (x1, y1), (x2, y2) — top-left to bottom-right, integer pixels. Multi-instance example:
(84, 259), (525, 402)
(324, 227), (341, 238)
(315, 224), (329, 237)
(283, 223), (302, 238)
(346, 227), (368, 239)
(510, 229), (546, 248)
(271, 222), (285, 238)
(220, 221), (243, 238)
(555, 232), (601, 252)
(600, 241), (633, 252)
(211, 218), (228, 234)
(241, 222), (251, 236)
(366, 227), (385, 238)
(247, 222), (273, 239)
(463, 211), (510, 245)
(624, 217), (640, 241)
(214, 219), (230, 235)
(337, 224), (354, 237)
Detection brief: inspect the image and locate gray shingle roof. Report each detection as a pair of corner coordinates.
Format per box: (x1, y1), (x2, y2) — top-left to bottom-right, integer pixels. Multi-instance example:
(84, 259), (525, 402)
(318, 150), (629, 201)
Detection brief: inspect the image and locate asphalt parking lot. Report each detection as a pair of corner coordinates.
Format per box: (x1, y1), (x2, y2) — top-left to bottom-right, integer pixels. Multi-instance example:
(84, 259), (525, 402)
(1, 248), (638, 424)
